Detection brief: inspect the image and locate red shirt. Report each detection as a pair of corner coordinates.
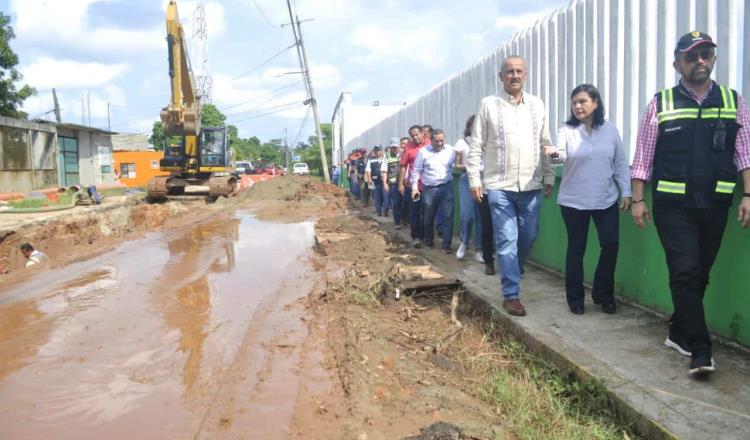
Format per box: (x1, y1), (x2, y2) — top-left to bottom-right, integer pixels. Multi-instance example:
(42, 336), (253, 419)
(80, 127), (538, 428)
(400, 139), (430, 189)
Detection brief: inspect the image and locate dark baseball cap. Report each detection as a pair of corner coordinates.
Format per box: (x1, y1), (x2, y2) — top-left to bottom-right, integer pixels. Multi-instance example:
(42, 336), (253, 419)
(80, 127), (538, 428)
(674, 31), (716, 58)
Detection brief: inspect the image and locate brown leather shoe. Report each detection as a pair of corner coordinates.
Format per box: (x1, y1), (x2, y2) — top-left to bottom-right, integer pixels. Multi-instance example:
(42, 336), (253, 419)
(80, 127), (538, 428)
(484, 264), (495, 276)
(502, 299), (526, 316)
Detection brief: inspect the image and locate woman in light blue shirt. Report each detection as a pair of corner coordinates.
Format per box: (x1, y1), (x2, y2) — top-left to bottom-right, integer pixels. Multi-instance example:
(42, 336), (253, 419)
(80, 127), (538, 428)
(548, 84), (632, 315)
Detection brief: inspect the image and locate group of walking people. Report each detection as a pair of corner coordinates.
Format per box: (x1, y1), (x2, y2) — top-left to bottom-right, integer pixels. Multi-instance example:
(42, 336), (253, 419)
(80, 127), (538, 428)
(344, 31), (750, 376)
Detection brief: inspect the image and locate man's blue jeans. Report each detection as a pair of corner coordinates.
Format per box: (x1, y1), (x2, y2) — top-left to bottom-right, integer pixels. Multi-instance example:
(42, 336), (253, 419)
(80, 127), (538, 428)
(459, 173), (482, 249)
(350, 173), (361, 198)
(423, 182), (454, 250)
(372, 180), (386, 215)
(488, 189), (542, 299)
(387, 183), (402, 224)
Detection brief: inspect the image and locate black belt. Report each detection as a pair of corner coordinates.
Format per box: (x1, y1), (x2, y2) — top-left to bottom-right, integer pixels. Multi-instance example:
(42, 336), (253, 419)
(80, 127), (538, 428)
(424, 180), (452, 189)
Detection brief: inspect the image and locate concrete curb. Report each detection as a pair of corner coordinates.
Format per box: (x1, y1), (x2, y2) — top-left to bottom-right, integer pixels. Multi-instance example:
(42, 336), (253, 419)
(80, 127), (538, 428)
(457, 284), (676, 440)
(356, 204), (749, 440)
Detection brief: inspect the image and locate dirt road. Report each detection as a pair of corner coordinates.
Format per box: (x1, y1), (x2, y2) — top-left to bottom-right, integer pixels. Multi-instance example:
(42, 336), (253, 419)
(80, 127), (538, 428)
(0, 210), (329, 438)
(0, 178), (630, 439)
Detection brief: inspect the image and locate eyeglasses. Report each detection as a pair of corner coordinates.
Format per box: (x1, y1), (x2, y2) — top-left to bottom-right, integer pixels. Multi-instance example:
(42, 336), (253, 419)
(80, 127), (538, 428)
(682, 48), (715, 63)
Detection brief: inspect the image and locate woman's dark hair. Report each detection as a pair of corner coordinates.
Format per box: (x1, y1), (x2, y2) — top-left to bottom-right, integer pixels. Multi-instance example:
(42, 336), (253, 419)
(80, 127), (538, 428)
(463, 114), (476, 138)
(566, 83), (605, 128)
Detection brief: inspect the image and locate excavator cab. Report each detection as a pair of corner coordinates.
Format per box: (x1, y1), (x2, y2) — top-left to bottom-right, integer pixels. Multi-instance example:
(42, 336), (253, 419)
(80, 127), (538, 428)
(199, 127), (229, 169)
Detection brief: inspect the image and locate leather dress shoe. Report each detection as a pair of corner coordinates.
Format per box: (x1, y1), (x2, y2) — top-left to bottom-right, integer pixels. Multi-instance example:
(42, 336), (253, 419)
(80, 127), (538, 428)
(502, 299), (526, 316)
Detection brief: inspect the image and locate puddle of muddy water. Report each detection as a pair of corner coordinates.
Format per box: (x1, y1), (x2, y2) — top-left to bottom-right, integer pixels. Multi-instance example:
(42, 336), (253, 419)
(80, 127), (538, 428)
(0, 212), (322, 439)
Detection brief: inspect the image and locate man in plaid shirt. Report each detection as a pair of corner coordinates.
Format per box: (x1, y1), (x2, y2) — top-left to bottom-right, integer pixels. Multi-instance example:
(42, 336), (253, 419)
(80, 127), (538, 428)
(631, 31), (750, 376)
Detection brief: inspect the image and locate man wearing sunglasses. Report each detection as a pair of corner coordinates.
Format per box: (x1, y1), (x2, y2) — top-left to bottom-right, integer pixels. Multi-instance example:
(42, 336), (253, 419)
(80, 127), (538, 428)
(631, 32), (750, 376)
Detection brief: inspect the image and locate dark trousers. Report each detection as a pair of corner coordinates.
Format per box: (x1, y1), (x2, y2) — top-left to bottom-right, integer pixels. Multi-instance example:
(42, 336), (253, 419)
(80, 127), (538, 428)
(372, 180), (385, 215)
(406, 193), (423, 240)
(653, 205), (728, 353)
(561, 203), (620, 308)
(360, 179), (370, 206)
(479, 194), (494, 265)
(402, 190), (410, 224)
(388, 183), (402, 224)
(422, 182), (454, 250)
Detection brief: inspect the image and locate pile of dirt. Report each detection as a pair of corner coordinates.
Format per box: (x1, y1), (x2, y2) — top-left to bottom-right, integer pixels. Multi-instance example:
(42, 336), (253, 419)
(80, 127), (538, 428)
(0, 200), (199, 277)
(226, 176), (349, 222)
(300, 212), (508, 440)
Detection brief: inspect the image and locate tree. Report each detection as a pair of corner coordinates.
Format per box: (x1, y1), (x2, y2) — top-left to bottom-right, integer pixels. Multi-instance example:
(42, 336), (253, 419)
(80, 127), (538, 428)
(0, 13), (35, 118)
(148, 104), (229, 150)
(297, 123), (332, 177)
(148, 121), (167, 151)
(201, 103), (226, 127)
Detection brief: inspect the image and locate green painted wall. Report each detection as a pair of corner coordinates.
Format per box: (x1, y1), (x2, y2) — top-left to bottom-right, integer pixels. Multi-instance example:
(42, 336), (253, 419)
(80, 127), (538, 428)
(531, 178), (750, 347)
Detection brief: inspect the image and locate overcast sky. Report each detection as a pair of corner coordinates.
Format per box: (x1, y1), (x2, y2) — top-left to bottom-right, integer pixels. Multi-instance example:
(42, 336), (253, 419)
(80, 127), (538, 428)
(3, 0), (565, 143)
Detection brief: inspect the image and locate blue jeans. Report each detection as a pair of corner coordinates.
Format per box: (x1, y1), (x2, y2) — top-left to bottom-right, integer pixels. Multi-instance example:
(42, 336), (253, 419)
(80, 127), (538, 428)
(350, 173), (361, 198)
(372, 180), (385, 215)
(406, 192), (423, 240)
(488, 189), (542, 299)
(423, 182), (454, 250)
(387, 182), (402, 223)
(459, 173), (482, 248)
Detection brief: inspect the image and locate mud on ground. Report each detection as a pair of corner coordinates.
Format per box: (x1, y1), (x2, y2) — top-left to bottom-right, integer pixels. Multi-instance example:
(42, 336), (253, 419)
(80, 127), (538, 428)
(300, 210), (511, 440)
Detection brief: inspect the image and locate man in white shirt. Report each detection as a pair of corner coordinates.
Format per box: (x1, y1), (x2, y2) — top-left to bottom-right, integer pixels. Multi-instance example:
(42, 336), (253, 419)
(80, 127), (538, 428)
(412, 129), (456, 252)
(20, 243), (49, 268)
(365, 146), (386, 216)
(466, 55), (556, 316)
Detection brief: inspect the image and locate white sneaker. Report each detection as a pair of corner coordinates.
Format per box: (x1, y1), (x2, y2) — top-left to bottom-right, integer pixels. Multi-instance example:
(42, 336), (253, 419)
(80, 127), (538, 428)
(474, 250), (484, 264)
(456, 242), (466, 260)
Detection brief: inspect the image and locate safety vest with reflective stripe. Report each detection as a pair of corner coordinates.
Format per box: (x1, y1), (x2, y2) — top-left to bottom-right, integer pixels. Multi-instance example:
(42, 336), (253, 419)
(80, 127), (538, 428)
(652, 82), (741, 208)
(384, 150), (400, 184)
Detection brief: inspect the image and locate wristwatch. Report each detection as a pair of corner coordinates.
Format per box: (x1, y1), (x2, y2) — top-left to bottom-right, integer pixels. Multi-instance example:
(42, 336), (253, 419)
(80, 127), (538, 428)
(744, 193), (750, 198)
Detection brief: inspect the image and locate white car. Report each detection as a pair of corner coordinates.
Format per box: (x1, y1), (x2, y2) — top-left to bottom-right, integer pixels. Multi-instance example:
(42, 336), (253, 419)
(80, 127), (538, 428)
(292, 162), (309, 176)
(235, 161), (253, 174)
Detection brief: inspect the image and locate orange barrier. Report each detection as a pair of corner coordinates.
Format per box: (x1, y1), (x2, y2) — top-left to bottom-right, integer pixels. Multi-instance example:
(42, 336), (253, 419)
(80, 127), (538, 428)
(239, 174), (277, 189)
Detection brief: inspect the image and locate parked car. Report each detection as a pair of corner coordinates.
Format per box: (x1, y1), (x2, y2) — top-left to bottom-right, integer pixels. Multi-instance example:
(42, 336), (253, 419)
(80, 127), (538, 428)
(235, 161), (253, 175)
(292, 162), (309, 176)
(255, 161), (281, 175)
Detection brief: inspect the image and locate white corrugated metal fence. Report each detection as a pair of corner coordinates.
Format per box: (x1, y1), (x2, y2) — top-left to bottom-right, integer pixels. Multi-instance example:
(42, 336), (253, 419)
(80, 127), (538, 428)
(347, 0), (747, 155)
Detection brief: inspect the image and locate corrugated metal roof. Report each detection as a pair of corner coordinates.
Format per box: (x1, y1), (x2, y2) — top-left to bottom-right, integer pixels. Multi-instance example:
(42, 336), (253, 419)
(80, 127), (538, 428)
(111, 133), (153, 151)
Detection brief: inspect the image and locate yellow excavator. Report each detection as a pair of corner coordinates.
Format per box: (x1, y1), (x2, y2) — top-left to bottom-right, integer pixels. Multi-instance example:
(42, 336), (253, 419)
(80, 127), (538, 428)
(147, 0), (237, 201)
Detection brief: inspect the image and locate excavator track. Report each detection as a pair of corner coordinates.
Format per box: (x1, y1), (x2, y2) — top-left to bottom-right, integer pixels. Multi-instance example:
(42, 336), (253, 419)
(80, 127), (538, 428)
(207, 175), (238, 201)
(147, 176), (170, 201)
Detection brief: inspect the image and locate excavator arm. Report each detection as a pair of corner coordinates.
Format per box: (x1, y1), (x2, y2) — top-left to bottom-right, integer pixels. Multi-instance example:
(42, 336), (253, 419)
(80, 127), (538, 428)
(160, 0), (201, 138)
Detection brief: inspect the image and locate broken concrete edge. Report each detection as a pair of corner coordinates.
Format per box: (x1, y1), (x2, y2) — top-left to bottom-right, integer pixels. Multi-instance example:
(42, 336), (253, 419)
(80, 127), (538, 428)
(0, 195), (143, 235)
(456, 284), (678, 440)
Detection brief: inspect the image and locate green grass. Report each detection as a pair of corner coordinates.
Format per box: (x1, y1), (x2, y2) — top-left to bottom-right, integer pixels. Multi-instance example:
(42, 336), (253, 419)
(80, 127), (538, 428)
(479, 337), (635, 440)
(8, 193), (74, 209)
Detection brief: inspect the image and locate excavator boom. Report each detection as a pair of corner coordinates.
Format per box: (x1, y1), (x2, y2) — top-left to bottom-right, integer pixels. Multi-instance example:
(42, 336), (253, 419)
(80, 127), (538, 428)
(160, 0), (201, 137)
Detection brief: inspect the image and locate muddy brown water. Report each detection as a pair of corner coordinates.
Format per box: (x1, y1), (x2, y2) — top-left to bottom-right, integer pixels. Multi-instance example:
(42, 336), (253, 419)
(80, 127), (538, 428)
(0, 211), (326, 439)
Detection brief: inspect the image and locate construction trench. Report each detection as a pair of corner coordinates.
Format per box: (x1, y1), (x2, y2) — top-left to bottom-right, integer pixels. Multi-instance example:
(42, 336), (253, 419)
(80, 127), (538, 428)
(0, 177), (644, 440)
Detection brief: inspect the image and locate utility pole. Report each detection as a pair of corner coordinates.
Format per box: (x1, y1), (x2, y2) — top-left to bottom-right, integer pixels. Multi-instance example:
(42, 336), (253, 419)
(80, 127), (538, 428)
(285, 0), (330, 183)
(81, 96), (85, 125)
(107, 102), (111, 132)
(87, 90), (91, 126)
(52, 88), (61, 123)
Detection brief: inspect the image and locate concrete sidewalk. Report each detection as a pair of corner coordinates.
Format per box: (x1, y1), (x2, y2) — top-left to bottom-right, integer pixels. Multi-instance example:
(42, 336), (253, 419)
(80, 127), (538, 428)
(361, 208), (750, 440)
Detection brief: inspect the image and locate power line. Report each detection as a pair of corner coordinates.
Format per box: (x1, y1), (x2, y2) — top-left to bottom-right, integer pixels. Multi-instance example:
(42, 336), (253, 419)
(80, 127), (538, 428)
(222, 82), (299, 111)
(252, 0), (277, 28)
(227, 101), (301, 124)
(229, 43), (296, 83)
(291, 104), (311, 147)
(225, 94), (302, 119)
